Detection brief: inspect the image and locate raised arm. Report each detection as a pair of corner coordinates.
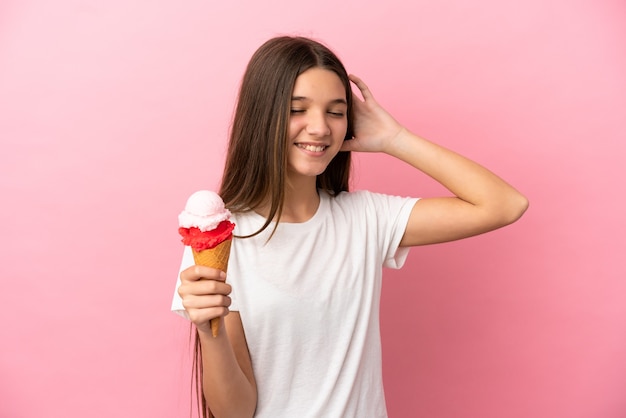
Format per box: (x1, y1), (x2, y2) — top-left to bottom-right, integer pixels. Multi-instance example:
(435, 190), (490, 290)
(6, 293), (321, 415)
(342, 75), (528, 246)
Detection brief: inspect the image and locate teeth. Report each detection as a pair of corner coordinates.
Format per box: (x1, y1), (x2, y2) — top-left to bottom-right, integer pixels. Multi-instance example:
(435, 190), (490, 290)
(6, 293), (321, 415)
(297, 144), (326, 152)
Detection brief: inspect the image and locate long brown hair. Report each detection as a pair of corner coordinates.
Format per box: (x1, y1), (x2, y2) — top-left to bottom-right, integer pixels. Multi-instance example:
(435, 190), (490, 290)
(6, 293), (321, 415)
(219, 36), (355, 237)
(194, 36), (354, 418)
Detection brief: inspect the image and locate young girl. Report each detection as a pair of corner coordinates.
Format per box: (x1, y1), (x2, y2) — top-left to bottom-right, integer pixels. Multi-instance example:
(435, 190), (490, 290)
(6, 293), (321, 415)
(172, 36), (528, 418)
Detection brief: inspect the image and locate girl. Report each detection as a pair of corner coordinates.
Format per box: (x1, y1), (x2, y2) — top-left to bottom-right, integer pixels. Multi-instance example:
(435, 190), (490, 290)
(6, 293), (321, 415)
(172, 36), (528, 418)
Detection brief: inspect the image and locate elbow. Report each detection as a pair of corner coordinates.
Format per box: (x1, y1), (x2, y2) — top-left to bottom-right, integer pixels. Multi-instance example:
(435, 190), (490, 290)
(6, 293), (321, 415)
(500, 192), (529, 226)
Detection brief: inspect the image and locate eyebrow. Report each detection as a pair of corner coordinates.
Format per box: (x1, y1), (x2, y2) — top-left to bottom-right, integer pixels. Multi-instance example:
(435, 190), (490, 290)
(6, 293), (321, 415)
(291, 96), (347, 105)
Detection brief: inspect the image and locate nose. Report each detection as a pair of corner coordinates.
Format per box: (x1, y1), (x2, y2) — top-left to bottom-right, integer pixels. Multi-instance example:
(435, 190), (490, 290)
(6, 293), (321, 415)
(305, 110), (330, 137)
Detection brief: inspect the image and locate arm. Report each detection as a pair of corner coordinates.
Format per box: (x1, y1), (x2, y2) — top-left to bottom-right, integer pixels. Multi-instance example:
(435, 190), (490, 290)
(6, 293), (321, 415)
(342, 75), (528, 246)
(178, 266), (257, 418)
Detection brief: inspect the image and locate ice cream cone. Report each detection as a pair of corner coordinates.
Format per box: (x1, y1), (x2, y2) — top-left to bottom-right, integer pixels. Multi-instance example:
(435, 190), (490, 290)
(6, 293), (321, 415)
(192, 238), (232, 337)
(179, 190), (235, 338)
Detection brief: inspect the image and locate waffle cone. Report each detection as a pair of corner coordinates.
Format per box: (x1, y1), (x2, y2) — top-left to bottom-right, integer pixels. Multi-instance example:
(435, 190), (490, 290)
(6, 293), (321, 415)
(192, 238), (232, 337)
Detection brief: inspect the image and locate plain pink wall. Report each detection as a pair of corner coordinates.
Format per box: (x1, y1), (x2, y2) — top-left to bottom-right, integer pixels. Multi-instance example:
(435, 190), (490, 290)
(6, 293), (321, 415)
(1, 1), (625, 417)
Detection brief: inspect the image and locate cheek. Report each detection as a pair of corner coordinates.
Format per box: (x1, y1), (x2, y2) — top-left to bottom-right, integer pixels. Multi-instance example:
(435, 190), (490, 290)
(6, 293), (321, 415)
(332, 120), (348, 140)
(288, 119), (304, 140)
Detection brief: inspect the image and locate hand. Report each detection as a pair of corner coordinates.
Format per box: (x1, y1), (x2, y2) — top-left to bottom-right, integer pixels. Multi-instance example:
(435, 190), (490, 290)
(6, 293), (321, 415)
(341, 74), (405, 153)
(178, 265), (232, 335)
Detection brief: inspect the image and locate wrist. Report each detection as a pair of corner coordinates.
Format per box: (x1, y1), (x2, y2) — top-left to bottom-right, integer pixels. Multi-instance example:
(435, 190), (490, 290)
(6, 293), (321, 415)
(197, 319), (225, 340)
(382, 127), (414, 156)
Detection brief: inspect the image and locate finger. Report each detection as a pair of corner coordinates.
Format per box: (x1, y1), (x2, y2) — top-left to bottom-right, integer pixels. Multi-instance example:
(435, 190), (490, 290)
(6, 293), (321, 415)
(180, 265), (227, 283)
(194, 280), (232, 296)
(178, 280), (232, 298)
(340, 139), (358, 152)
(186, 306), (230, 327)
(349, 74), (373, 101)
(182, 294), (232, 310)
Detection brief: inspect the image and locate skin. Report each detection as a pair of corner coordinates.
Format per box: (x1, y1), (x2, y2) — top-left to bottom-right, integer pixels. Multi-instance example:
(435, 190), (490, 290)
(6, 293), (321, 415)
(177, 68), (529, 418)
(278, 67), (349, 222)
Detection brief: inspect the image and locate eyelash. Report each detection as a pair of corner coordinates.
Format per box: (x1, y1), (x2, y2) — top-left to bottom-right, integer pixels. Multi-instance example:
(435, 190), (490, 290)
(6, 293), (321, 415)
(290, 109), (345, 117)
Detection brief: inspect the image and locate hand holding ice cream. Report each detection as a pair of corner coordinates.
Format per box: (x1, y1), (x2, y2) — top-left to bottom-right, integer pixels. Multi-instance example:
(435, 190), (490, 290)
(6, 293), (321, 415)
(178, 190), (235, 337)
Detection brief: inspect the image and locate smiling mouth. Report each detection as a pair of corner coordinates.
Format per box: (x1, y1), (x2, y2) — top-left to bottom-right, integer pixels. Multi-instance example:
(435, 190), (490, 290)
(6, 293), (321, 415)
(296, 143), (328, 152)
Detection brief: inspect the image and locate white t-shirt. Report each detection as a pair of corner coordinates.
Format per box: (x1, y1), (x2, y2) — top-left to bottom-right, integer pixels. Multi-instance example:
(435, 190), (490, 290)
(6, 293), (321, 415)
(172, 190), (418, 417)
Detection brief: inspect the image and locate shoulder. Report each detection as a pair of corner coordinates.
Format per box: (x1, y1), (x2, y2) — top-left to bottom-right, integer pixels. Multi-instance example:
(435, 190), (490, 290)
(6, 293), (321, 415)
(322, 190), (418, 231)
(328, 189), (381, 206)
(329, 189), (417, 212)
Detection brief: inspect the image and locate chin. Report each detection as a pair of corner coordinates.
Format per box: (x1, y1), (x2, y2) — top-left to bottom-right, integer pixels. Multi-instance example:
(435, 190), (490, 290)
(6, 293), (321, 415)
(288, 164), (329, 179)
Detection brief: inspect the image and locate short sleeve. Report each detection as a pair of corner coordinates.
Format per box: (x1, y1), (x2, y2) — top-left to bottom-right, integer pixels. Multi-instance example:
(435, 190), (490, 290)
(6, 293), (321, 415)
(380, 196), (419, 269)
(352, 190), (418, 269)
(170, 246), (193, 319)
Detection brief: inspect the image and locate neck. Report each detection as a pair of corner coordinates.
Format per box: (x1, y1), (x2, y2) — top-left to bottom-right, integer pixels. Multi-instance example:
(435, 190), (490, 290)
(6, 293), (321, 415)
(257, 175), (320, 223)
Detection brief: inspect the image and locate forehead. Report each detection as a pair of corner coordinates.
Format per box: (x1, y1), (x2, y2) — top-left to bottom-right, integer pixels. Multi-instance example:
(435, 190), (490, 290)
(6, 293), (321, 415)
(292, 68), (346, 101)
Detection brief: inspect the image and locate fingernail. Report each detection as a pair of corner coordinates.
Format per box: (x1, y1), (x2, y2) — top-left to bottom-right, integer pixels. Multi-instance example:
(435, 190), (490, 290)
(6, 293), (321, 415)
(220, 271), (226, 279)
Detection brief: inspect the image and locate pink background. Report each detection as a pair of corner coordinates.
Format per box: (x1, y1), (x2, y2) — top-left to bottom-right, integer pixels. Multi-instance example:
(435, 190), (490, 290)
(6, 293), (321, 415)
(1, 0), (625, 417)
